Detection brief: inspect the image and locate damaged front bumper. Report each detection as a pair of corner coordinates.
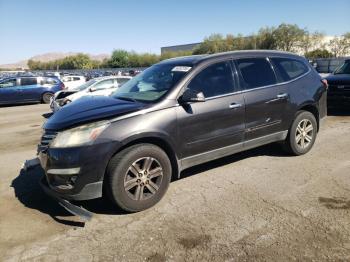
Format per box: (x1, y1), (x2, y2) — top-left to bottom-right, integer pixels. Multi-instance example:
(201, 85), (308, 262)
(23, 157), (94, 221)
(39, 176), (93, 221)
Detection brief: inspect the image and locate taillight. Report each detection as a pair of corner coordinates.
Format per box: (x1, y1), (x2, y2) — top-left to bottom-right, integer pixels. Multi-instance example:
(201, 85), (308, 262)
(321, 79), (328, 89)
(60, 82), (65, 90)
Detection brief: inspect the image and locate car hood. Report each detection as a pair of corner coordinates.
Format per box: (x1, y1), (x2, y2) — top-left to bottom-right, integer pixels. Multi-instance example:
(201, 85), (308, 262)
(45, 96), (146, 130)
(326, 74), (350, 85)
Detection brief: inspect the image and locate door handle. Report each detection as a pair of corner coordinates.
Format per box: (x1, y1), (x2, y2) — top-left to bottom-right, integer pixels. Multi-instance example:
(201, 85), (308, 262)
(229, 103), (243, 109)
(277, 93), (288, 99)
(265, 93), (289, 104)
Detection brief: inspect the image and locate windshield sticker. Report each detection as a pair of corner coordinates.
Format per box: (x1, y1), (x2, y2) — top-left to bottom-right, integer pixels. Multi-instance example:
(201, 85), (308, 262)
(171, 66), (192, 72)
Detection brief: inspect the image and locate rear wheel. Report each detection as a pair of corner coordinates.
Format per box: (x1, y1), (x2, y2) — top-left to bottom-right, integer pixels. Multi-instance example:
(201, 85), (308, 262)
(106, 144), (172, 212)
(284, 111), (317, 155)
(42, 92), (53, 104)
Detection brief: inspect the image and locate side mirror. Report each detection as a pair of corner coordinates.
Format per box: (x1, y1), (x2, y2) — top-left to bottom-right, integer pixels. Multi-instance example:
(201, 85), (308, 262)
(180, 88), (206, 103)
(89, 87), (97, 92)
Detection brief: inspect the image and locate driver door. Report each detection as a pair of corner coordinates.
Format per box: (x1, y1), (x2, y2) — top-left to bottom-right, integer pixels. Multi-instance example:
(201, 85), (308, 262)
(0, 78), (20, 103)
(176, 60), (245, 161)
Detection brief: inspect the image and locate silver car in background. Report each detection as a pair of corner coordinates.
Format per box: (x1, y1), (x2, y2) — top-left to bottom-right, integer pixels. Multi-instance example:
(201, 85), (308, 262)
(50, 76), (132, 112)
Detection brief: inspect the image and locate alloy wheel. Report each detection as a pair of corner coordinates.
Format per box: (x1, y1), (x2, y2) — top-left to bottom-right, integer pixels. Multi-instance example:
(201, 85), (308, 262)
(295, 119), (314, 149)
(123, 157), (163, 201)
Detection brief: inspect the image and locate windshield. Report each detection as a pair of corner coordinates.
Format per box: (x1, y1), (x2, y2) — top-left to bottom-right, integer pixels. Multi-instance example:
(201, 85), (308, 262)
(75, 79), (97, 91)
(334, 60), (350, 75)
(112, 64), (191, 102)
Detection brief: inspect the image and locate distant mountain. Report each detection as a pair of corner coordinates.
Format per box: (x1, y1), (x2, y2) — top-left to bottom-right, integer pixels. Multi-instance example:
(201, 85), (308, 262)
(0, 52), (110, 69)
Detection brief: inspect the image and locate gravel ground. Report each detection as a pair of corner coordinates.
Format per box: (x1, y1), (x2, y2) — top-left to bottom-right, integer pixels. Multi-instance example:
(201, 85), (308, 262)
(0, 104), (349, 262)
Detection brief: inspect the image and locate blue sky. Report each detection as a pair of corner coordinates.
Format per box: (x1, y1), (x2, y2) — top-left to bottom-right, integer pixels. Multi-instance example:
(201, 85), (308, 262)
(0, 0), (349, 64)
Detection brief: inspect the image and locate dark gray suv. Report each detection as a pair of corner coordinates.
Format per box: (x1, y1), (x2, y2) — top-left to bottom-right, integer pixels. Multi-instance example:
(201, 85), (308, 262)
(38, 50), (327, 217)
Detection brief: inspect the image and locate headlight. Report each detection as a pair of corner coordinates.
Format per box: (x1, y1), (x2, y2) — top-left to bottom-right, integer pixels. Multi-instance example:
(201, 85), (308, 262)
(50, 121), (110, 148)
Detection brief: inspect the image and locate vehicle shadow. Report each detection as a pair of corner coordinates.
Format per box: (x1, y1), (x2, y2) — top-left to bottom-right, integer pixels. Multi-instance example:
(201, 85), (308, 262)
(11, 165), (127, 226)
(11, 143), (287, 226)
(42, 112), (53, 119)
(0, 102), (39, 108)
(178, 142), (288, 180)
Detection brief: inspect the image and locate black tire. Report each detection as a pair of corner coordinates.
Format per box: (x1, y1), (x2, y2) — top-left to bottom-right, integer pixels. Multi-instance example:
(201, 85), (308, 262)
(42, 92), (53, 104)
(284, 111), (317, 156)
(106, 144), (172, 212)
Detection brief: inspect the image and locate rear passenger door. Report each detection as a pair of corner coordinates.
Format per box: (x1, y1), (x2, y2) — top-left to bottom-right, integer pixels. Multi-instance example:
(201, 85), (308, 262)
(235, 58), (288, 141)
(269, 57), (311, 130)
(19, 77), (40, 101)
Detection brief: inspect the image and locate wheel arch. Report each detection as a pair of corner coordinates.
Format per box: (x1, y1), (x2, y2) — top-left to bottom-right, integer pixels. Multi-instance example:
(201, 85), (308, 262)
(297, 103), (320, 132)
(107, 135), (180, 183)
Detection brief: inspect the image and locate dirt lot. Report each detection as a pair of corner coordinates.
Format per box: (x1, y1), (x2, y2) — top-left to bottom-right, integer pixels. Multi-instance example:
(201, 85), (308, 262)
(0, 104), (350, 261)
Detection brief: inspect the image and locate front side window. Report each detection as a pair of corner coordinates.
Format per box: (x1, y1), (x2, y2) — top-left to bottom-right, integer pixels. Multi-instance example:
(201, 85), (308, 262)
(187, 61), (235, 98)
(76, 79), (97, 91)
(112, 63), (190, 102)
(236, 58), (276, 89)
(73, 77), (81, 81)
(94, 79), (114, 90)
(333, 60), (350, 75)
(116, 78), (130, 86)
(0, 78), (17, 88)
(20, 78), (37, 86)
(271, 58), (309, 81)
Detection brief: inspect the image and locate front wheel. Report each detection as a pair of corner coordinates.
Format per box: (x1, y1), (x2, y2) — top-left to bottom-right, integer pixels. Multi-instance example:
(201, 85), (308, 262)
(284, 111), (317, 156)
(106, 144), (172, 212)
(42, 92), (54, 104)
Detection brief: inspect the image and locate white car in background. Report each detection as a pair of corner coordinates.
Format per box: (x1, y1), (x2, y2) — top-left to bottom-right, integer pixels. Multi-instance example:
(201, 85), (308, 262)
(50, 76), (132, 112)
(61, 75), (86, 90)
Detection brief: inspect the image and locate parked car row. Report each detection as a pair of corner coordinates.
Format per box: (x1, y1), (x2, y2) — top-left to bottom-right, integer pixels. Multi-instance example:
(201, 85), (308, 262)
(0, 74), (133, 106)
(35, 50), (328, 219)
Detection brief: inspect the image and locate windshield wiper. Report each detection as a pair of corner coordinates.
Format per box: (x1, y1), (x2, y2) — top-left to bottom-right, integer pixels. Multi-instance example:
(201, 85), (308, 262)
(115, 96), (138, 103)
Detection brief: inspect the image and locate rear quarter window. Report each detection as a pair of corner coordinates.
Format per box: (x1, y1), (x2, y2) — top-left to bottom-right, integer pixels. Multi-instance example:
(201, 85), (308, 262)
(271, 58), (309, 82)
(40, 77), (58, 85)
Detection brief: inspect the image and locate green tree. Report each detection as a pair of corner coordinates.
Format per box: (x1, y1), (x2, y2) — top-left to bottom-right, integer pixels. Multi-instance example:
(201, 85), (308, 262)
(255, 27), (277, 49)
(108, 49), (130, 68)
(304, 49), (333, 59)
(328, 35), (350, 57)
(273, 23), (307, 52)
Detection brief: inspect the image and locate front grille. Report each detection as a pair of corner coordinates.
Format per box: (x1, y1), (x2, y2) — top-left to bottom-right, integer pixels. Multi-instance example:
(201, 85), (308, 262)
(38, 130), (57, 152)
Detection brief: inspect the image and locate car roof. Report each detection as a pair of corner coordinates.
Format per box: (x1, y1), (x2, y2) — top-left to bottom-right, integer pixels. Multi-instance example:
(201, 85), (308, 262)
(63, 75), (84, 77)
(93, 76), (132, 81)
(158, 50), (304, 66)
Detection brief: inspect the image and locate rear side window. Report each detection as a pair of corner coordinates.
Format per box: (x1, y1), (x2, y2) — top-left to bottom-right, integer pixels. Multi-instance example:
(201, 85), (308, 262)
(40, 77), (58, 85)
(21, 78), (37, 86)
(236, 58), (276, 89)
(187, 61), (235, 98)
(271, 58), (309, 82)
